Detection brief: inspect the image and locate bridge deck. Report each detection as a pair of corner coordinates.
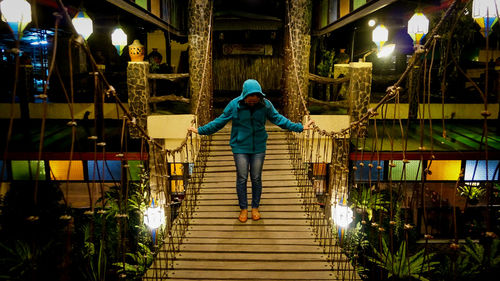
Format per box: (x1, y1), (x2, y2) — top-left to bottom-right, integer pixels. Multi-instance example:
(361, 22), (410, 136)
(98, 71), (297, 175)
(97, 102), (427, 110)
(145, 128), (360, 280)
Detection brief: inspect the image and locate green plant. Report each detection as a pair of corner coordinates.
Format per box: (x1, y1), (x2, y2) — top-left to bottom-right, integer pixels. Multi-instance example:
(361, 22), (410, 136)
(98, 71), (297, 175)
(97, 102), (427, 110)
(113, 242), (153, 280)
(79, 225), (107, 281)
(343, 222), (370, 278)
(368, 239), (438, 281)
(458, 185), (485, 201)
(461, 237), (500, 276)
(350, 186), (389, 221)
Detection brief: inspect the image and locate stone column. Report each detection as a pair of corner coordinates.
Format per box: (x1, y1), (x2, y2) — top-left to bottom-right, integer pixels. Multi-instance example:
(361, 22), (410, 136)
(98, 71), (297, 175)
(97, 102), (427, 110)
(348, 62), (372, 129)
(127, 62), (150, 138)
(188, 0), (212, 125)
(284, 0), (312, 122)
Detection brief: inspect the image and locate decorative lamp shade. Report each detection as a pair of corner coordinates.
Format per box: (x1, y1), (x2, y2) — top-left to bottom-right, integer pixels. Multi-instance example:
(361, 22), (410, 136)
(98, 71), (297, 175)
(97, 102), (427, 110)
(372, 24), (388, 49)
(143, 200), (165, 229)
(0, 0), (32, 39)
(111, 27), (127, 54)
(407, 12), (429, 44)
(472, 0), (499, 37)
(331, 202), (353, 228)
(72, 11), (93, 40)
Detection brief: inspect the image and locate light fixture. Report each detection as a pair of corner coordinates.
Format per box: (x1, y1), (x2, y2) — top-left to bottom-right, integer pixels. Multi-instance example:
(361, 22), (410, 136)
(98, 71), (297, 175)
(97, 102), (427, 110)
(72, 10), (93, 40)
(407, 12), (429, 45)
(143, 200), (165, 229)
(368, 19), (376, 27)
(377, 43), (396, 58)
(331, 202), (353, 228)
(472, 0), (499, 37)
(372, 24), (388, 49)
(111, 27), (127, 54)
(0, 0), (32, 39)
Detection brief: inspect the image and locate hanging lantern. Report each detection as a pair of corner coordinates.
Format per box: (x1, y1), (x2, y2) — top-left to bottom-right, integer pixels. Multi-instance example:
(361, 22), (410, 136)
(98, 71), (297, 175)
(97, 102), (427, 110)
(143, 200), (165, 229)
(472, 0), (499, 37)
(407, 12), (429, 45)
(0, 0), (32, 39)
(72, 11), (93, 40)
(111, 27), (127, 55)
(372, 24), (388, 49)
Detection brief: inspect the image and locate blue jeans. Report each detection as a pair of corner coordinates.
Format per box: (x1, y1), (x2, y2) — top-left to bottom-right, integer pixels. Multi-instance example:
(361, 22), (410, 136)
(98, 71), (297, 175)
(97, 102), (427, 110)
(233, 153), (265, 209)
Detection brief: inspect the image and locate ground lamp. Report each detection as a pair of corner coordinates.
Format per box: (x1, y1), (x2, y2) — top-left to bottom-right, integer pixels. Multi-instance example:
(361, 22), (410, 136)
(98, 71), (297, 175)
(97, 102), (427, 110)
(144, 200), (165, 229)
(0, 0), (32, 40)
(472, 0), (499, 37)
(144, 199), (165, 243)
(407, 11), (429, 47)
(331, 202), (353, 228)
(111, 27), (127, 55)
(72, 10), (93, 40)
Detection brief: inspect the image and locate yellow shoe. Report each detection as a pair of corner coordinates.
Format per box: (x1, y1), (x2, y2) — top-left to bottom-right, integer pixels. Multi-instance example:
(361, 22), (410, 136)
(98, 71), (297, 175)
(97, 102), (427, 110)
(238, 209), (248, 223)
(252, 208), (261, 221)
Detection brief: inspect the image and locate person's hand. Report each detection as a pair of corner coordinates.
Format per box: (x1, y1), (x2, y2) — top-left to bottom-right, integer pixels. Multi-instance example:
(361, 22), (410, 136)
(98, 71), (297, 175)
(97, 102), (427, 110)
(188, 127), (198, 134)
(303, 119), (315, 130)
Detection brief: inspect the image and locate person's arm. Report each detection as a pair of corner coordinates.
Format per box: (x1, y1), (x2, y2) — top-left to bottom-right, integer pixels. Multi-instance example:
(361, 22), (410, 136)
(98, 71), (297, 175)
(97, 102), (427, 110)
(266, 100), (304, 132)
(191, 102), (234, 135)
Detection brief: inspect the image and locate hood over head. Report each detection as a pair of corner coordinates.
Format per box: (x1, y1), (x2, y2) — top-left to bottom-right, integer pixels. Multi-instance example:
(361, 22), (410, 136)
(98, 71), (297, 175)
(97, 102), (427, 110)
(240, 79), (266, 99)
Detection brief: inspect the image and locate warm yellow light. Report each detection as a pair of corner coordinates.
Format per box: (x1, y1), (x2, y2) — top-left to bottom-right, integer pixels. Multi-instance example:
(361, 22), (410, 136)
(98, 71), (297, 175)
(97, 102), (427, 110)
(368, 19), (376, 27)
(372, 24), (388, 48)
(0, 0), (32, 38)
(49, 161), (84, 181)
(72, 11), (93, 40)
(407, 12), (429, 44)
(426, 160), (462, 181)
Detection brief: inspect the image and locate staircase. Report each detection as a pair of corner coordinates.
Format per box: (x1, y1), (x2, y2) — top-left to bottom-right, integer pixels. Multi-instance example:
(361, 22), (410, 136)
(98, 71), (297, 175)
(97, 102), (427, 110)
(149, 125), (360, 280)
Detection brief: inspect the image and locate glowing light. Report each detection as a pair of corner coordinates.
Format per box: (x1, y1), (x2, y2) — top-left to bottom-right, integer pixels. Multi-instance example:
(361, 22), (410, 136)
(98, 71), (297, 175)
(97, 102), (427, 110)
(0, 0), (32, 39)
(144, 203), (165, 229)
(372, 24), (388, 49)
(368, 19), (376, 27)
(407, 12), (429, 45)
(472, 0), (500, 37)
(111, 27), (127, 54)
(377, 43), (395, 58)
(72, 11), (93, 40)
(331, 203), (353, 228)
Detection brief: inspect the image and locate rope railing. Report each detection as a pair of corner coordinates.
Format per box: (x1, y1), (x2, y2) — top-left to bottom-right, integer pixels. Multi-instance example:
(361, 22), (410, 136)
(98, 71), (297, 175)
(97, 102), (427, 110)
(34, 1), (214, 279)
(282, 0), (481, 280)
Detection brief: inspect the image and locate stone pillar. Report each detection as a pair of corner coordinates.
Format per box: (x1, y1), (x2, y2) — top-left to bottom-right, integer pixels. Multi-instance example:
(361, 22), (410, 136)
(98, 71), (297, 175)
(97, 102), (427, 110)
(348, 62), (372, 128)
(127, 62), (150, 138)
(284, 0), (312, 122)
(188, 0), (212, 125)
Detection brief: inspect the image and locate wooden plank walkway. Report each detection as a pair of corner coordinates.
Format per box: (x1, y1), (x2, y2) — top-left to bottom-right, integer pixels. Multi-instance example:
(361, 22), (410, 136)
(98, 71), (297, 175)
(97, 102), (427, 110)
(145, 127), (360, 280)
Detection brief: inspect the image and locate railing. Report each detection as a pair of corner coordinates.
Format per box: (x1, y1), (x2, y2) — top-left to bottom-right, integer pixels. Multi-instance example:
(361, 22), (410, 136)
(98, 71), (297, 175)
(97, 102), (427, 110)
(287, 130), (359, 280)
(145, 133), (211, 279)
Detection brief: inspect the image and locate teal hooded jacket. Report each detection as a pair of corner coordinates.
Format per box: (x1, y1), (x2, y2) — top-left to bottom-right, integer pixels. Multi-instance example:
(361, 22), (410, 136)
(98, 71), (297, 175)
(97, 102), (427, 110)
(197, 79), (303, 154)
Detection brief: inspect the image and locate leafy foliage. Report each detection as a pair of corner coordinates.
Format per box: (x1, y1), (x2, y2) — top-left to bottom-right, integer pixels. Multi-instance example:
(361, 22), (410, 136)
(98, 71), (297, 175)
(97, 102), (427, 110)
(112, 243), (153, 280)
(350, 186), (389, 221)
(368, 239), (438, 281)
(458, 185), (485, 201)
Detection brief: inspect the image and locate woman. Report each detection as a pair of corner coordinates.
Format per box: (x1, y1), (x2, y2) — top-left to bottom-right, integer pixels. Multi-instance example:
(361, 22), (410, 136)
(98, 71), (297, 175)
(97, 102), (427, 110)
(188, 79), (313, 222)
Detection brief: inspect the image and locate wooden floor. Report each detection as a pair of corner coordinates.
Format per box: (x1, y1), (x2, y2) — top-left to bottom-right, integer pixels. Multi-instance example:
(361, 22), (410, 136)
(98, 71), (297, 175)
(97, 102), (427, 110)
(145, 127), (360, 280)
